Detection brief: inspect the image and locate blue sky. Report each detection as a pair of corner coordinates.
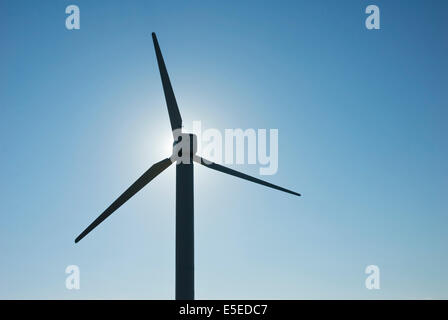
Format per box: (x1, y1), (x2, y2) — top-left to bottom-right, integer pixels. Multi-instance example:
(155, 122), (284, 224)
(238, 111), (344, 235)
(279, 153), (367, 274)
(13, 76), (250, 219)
(0, 0), (447, 299)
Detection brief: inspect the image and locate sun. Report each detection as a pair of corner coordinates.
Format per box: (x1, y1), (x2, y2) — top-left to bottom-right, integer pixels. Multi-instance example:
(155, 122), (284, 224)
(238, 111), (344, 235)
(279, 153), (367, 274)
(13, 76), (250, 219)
(158, 130), (174, 158)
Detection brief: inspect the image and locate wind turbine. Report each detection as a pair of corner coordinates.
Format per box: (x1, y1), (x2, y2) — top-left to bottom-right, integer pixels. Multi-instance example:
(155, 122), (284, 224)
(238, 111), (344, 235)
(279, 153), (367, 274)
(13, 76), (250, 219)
(75, 32), (301, 300)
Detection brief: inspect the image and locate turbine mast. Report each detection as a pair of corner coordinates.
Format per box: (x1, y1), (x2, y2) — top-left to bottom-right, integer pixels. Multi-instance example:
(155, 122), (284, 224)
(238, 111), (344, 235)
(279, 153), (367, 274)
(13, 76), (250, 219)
(175, 148), (195, 300)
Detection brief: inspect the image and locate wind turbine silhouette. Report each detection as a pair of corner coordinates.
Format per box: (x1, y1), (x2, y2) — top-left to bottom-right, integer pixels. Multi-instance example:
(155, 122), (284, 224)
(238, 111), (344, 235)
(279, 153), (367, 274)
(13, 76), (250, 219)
(75, 33), (301, 300)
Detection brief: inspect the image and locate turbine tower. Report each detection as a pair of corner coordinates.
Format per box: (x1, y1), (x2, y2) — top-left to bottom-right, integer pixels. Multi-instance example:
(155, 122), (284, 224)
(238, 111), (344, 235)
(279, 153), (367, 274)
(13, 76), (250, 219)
(75, 33), (301, 300)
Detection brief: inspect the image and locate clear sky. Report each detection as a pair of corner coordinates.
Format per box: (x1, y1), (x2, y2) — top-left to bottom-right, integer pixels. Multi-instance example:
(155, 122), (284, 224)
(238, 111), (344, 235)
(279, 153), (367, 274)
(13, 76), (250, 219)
(0, 0), (447, 299)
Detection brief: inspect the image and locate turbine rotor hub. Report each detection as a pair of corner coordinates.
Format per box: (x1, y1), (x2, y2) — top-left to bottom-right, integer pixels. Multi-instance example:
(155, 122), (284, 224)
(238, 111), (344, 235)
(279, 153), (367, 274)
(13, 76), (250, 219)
(172, 133), (197, 162)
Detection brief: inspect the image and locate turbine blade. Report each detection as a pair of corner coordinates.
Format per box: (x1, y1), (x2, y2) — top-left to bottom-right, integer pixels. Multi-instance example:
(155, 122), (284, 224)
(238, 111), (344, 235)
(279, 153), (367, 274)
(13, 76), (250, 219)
(194, 157), (301, 197)
(152, 32), (183, 133)
(75, 158), (173, 243)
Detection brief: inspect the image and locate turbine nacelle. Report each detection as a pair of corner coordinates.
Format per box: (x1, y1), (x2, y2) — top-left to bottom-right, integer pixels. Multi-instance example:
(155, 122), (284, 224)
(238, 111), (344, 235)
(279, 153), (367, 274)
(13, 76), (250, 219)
(172, 133), (198, 163)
